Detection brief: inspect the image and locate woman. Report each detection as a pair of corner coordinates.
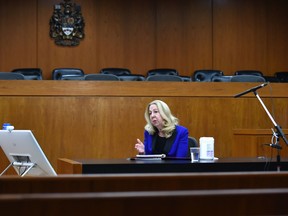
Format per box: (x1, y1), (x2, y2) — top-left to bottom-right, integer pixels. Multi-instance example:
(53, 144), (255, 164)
(135, 100), (189, 158)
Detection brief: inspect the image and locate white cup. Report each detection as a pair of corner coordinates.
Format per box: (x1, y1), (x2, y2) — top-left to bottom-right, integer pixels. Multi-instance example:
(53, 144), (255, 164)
(200, 137), (214, 160)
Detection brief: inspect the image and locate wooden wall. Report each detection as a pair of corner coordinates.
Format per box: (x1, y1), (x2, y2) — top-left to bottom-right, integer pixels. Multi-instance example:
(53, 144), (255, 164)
(0, 81), (287, 172)
(0, 0), (288, 79)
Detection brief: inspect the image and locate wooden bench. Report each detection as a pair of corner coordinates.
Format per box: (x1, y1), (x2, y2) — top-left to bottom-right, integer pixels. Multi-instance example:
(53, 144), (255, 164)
(0, 188), (287, 215)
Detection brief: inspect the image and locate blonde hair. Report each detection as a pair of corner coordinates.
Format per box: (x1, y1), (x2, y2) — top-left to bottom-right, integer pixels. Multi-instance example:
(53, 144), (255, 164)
(144, 100), (178, 138)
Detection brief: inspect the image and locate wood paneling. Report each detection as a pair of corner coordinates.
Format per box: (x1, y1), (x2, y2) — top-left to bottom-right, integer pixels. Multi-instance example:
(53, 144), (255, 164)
(267, 0), (288, 74)
(0, 0), (37, 70)
(156, 0), (212, 74)
(1, 0), (288, 78)
(1, 172), (288, 193)
(0, 188), (288, 215)
(213, 0), (267, 75)
(0, 81), (287, 171)
(37, 0), (157, 79)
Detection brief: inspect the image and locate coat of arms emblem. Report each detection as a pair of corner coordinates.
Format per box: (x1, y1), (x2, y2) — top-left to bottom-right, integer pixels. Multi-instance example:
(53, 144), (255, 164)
(49, 0), (85, 46)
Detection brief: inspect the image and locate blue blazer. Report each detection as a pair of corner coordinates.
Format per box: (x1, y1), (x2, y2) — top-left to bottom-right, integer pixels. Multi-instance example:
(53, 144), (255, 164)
(144, 125), (189, 158)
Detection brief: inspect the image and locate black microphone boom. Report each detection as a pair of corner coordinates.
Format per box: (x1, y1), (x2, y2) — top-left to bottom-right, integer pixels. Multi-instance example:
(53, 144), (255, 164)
(234, 82), (268, 98)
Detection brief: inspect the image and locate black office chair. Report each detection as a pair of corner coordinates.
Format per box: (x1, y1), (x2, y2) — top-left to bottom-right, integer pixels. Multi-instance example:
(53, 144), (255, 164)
(61, 75), (85, 80)
(118, 74), (146, 81)
(84, 74), (120, 81)
(52, 68), (85, 80)
(211, 75), (233, 82)
(147, 68), (179, 76)
(180, 76), (192, 82)
(231, 75), (266, 82)
(11, 68), (43, 80)
(234, 70), (263, 77)
(146, 75), (183, 82)
(0, 72), (25, 80)
(274, 72), (288, 82)
(263, 76), (280, 83)
(99, 68), (131, 76)
(187, 136), (198, 157)
(188, 136), (198, 147)
(192, 70), (224, 82)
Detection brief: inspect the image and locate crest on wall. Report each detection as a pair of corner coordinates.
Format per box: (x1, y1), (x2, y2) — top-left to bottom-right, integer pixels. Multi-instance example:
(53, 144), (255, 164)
(49, 0), (85, 46)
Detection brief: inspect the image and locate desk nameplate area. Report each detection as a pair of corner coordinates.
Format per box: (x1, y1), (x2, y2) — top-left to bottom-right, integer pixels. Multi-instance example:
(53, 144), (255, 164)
(71, 158), (288, 174)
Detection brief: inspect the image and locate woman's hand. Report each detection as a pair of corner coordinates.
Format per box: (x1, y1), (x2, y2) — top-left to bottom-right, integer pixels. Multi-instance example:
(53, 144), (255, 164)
(135, 139), (145, 154)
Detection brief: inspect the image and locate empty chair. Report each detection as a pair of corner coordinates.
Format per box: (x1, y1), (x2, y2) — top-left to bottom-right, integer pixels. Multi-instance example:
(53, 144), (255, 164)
(274, 72), (288, 82)
(231, 75), (266, 82)
(0, 72), (25, 80)
(11, 68), (43, 80)
(146, 75), (183, 82)
(52, 68), (85, 80)
(192, 70), (224, 82)
(61, 75), (84, 80)
(84, 74), (120, 81)
(99, 68), (131, 76)
(118, 74), (145, 81)
(180, 76), (192, 82)
(263, 76), (280, 83)
(234, 70), (263, 76)
(188, 136), (198, 148)
(147, 68), (179, 76)
(187, 136), (198, 157)
(211, 75), (233, 82)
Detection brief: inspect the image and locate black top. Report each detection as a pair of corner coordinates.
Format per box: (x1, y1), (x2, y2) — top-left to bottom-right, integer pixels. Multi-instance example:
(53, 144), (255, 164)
(153, 135), (167, 154)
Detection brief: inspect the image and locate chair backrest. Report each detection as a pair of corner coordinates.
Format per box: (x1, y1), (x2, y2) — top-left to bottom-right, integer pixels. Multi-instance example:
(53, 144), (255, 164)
(99, 68), (131, 76)
(61, 75), (84, 80)
(192, 70), (224, 82)
(231, 75), (266, 82)
(211, 75), (233, 82)
(146, 75), (183, 82)
(188, 136), (198, 148)
(11, 68), (43, 80)
(187, 136), (198, 157)
(274, 72), (288, 82)
(147, 68), (179, 76)
(263, 76), (280, 83)
(180, 76), (192, 82)
(0, 72), (25, 80)
(234, 70), (263, 76)
(118, 74), (146, 81)
(52, 68), (84, 80)
(84, 74), (120, 81)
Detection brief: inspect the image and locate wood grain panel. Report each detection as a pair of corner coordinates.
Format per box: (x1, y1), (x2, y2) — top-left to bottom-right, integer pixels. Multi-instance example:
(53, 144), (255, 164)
(0, 82), (287, 170)
(95, 0), (156, 75)
(1, 172), (288, 192)
(267, 0), (288, 74)
(0, 0), (37, 70)
(37, 0), (156, 79)
(1, 1), (288, 78)
(213, 0), (267, 75)
(37, 0), (99, 79)
(156, 0), (212, 76)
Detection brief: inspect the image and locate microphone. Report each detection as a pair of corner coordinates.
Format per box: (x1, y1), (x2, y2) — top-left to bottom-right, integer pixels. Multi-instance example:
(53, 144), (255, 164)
(234, 82), (268, 98)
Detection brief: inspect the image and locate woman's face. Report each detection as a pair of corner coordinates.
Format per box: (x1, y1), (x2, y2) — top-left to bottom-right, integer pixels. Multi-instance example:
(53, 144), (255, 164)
(149, 104), (164, 129)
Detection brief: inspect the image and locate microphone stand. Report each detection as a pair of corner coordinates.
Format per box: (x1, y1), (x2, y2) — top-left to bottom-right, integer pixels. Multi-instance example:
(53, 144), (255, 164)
(252, 90), (288, 171)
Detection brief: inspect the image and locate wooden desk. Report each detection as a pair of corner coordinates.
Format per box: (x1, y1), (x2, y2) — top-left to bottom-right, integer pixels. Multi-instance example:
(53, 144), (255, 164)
(58, 157), (288, 174)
